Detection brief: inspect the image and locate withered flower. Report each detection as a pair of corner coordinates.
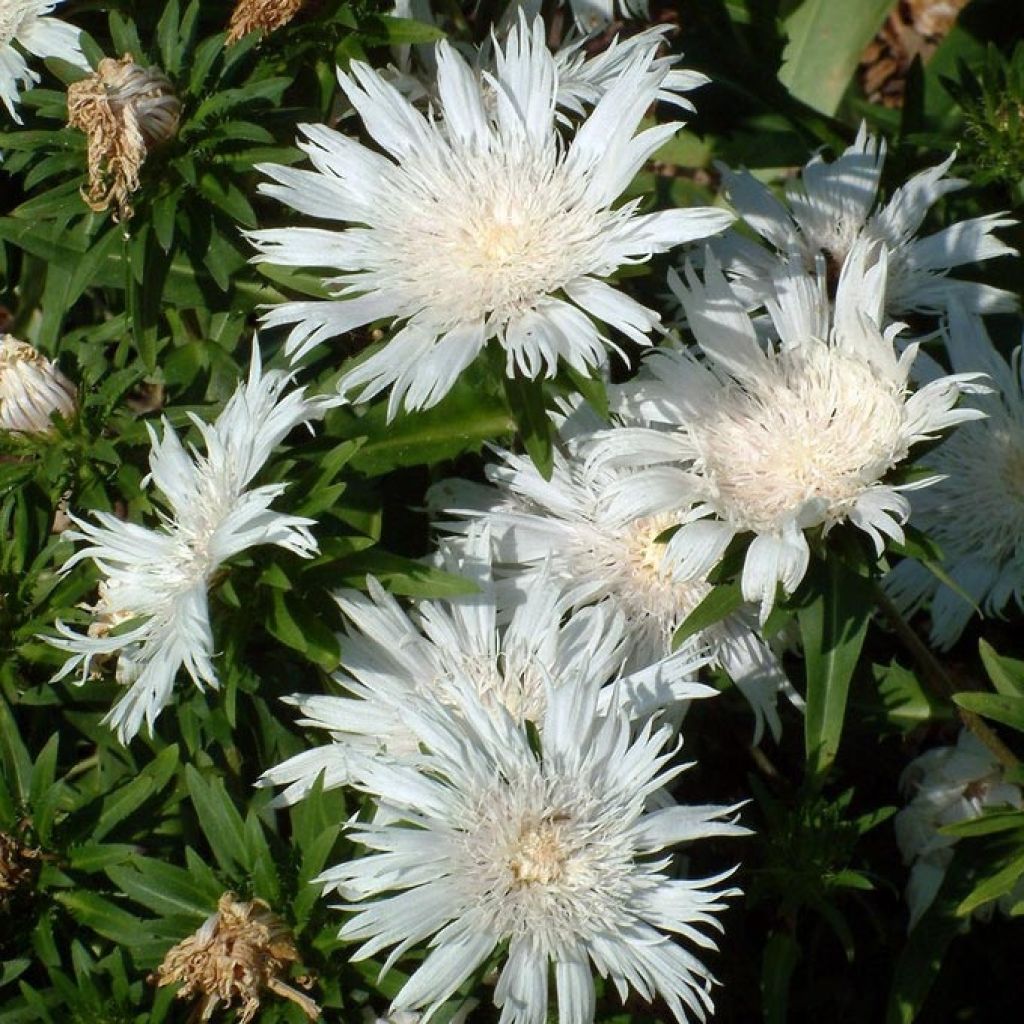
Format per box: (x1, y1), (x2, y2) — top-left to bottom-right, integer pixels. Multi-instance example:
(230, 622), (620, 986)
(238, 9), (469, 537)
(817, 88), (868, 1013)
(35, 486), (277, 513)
(154, 893), (320, 1024)
(67, 55), (181, 222)
(226, 0), (307, 45)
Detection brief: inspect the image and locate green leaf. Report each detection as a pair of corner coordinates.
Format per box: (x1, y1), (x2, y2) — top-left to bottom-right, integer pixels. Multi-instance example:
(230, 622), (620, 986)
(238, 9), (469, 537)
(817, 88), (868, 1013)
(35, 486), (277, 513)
(779, 0), (896, 115)
(504, 374), (555, 481)
(107, 857), (219, 920)
(800, 557), (872, 781)
(94, 744), (179, 841)
(348, 378), (513, 475)
(940, 810), (1024, 838)
(761, 931), (800, 1024)
(979, 639), (1024, 698)
(359, 14), (446, 45)
(957, 848), (1024, 916)
(953, 691), (1024, 734)
(672, 580), (743, 650)
(54, 891), (152, 947)
(265, 589), (341, 671)
(184, 765), (248, 875)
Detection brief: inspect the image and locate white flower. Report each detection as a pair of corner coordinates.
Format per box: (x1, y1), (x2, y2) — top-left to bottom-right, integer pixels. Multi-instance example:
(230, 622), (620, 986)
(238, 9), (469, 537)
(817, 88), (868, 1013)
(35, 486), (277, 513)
(588, 242), (986, 621)
(895, 729), (1023, 929)
(261, 527), (714, 804)
(887, 308), (1024, 648)
(49, 347), (322, 742)
(713, 123), (1017, 317)
(0, 0), (89, 122)
(432, 403), (796, 742)
(318, 671), (747, 1024)
(0, 334), (76, 434)
(250, 15), (732, 417)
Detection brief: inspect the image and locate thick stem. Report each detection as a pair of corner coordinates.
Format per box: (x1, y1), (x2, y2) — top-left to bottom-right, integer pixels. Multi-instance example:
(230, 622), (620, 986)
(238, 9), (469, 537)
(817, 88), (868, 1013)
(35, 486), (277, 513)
(873, 584), (1019, 770)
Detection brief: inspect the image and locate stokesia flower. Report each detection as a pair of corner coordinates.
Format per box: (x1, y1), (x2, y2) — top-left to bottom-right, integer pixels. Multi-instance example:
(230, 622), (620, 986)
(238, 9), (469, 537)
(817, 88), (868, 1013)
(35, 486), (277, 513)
(319, 672), (748, 1024)
(67, 55), (181, 221)
(49, 346), (322, 742)
(0, 0), (88, 122)
(894, 729), (1024, 929)
(154, 893), (320, 1023)
(713, 122), (1017, 317)
(432, 402), (795, 742)
(588, 241), (986, 621)
(250, 15), (733, 417)
(887, 307), (1024, 648)
(0, 334), (76, 435)
(261, 527), (713, 804)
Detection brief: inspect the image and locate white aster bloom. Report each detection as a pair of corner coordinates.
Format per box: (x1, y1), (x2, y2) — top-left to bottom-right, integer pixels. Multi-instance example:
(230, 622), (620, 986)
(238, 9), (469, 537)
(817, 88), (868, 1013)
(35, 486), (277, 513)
(319, 672), (747, 1024)
(261, 527), (714, 804)
(250, 16), (733, 417)
(49, 347), (322, 742)
(0, 334), (76, 435)
(432, 404), (795, 742)
(895, 729), (1024, 929)
(0, 0), (88, 122)
(887, 307), (1024, 649)
(588, 242), (986, 621)
(714, 122), (1017, 317)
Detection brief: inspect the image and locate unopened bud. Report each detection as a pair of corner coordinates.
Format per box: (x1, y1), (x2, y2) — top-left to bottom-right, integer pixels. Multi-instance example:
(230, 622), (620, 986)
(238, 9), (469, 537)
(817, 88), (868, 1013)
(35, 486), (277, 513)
(0, 335), (77, 436)
(67, 56), (181, 221)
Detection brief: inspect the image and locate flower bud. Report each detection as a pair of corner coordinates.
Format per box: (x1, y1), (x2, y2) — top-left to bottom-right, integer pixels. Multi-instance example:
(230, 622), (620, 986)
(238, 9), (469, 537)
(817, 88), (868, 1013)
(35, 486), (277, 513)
(0, 335), (77, 436)
(67, 56), (181, 221)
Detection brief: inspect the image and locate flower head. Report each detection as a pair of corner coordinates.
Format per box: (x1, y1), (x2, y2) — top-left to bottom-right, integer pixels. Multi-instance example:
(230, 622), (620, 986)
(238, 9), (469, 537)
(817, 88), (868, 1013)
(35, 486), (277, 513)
(67, 54), (181, 221)
(887, 308), (1024, 648)
(714, 122), (1017, 317)
(894, 730), (1023, 928)
(318, 673), (747, 1023)
(589, 242), (985, 620)
(154, 893), (320, 1024)
(0, 0), (88, 122)
(0, 334), (76, 435)
(49, 346), (322, 742)
(261, 527), (713, 804)
(226, 0), (306, 45)
(433, 403), (795, 741)
(251, 15), (732, 417)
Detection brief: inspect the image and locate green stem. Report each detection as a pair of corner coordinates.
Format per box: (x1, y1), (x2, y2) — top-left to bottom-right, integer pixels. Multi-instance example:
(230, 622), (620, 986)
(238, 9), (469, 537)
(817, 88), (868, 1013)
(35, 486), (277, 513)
(873, 584), (1019, 770)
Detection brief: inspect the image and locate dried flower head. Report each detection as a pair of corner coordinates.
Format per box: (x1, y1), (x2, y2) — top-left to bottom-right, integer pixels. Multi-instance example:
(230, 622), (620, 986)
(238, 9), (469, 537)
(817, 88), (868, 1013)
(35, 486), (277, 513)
(0, 829), (41, 910)
(0, 334), (77, 436)
(154, 893), (319, 1024)
(67, 55), (181, 221)
(226, 0), (306, 45)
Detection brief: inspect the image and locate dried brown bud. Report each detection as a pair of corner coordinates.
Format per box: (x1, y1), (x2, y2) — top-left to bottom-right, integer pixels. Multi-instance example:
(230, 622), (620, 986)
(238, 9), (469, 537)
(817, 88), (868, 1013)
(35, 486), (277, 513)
(0, 830), (42, 911)
(67, 55), (181, 222)
(226, 0), (307, 45)
(0, 335), (77, 436)
(154, 893), (320, 1024)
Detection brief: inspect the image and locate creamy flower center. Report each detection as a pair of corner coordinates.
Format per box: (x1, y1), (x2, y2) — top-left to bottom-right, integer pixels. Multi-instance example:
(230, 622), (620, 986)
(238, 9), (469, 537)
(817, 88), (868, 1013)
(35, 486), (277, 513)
(694, 344), (906, 533)
(509, 818), (570, 887)
(456, 777), (636, 949)
(372, 145), (622, 330)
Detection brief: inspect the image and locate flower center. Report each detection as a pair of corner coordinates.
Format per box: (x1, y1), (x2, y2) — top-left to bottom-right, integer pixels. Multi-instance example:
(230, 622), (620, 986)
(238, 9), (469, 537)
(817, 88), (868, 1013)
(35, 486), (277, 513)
(508, 817), (570, 887)
(374, 145), (619, 331)
(694, 344), (906, 533)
